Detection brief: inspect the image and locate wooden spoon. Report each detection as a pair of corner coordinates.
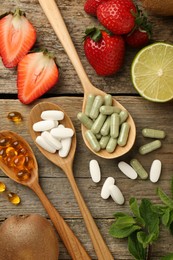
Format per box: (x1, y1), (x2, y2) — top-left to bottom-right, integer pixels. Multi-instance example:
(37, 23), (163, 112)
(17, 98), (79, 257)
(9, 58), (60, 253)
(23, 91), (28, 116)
(38, 0), (136, 159)
(29, 101), (114, 260)
(0, 130), (91, 260)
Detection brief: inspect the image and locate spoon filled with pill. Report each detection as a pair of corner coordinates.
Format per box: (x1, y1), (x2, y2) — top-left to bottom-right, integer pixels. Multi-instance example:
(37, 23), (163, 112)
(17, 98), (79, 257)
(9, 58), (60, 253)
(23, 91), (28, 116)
(0, 130), (90, 260)
(29, 101), (114, 260)
(38, 0), (136, 159)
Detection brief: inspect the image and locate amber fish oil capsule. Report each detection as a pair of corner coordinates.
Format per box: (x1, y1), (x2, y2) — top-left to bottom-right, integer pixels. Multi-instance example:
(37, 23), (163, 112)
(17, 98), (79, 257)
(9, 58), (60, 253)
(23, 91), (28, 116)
(142, 128), (166, 139)
(139, 140), (162, 155)
(7, 111), (23, 122)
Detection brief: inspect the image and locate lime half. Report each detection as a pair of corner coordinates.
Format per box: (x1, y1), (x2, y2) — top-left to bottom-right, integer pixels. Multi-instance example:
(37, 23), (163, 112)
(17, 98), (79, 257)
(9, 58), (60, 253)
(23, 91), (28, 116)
(131, 42), (173, 102)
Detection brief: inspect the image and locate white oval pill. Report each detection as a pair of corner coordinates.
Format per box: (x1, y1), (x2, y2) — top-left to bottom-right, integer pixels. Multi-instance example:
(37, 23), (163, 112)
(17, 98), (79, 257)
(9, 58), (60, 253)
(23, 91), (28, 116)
(41, 110), (64, 121)
(109, 184), (125, 205)
(118, 161), (138, 180)
(89, 160), (101, 183)
(51, 127), (74, 139)
(150, 159), (162, 183)
(59, 137), (72, 157)
(33, 120), (58, 132)
(41, 131), (62, 150)
(35, 136), (56, 153)
(101, 177), (115, 199)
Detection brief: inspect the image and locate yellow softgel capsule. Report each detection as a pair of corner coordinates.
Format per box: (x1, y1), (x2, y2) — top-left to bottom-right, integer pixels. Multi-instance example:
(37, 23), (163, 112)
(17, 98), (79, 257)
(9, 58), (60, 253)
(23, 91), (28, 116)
(7, 111), (23, 122)
(7, 192), (21, 205)
(0, 182), (6, 192)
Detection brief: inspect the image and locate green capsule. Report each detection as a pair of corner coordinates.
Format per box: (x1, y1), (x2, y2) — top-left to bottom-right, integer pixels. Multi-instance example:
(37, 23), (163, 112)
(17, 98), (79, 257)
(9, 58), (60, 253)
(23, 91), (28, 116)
(100, 116), (111, 136)
(142, 128), (166, 139)
(130, 159), (148, 180)
(90, 95), (104, 119)
(77, 112), (93, 129)
(91, 113), (107, 134)
(139, 140), (162, 155)
(85, 130), (101, 152)
(104, 94), (112, 106)
(96, 133), (102, 140)
(100, 105), (121, 115)
(118, 122), (130, 146)
(119, 110), (128, 124)
(85, 94), (95, 116)
(106, 137), (117, 153)
(99, 136), (110, 149)
(110, 113), (119, 138)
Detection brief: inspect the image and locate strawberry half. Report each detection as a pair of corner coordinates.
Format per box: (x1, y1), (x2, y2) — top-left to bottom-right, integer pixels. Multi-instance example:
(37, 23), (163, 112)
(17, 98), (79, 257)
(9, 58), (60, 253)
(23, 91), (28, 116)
(0, 9), (36, 68)
(17, 50), (59, 104)
(84, 27), (125, 76)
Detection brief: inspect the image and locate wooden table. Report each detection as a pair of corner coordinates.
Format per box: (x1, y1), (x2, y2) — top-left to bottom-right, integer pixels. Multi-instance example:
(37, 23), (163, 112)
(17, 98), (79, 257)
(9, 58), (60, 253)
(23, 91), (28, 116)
(0, 0), (173, 259)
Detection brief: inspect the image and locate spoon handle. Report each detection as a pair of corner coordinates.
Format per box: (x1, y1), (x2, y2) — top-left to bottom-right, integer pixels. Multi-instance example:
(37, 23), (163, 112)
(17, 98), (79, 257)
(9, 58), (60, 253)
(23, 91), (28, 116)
(38, 0), (94, 93)
(64, 165), (114, 260)
(30, 181), (91, 260)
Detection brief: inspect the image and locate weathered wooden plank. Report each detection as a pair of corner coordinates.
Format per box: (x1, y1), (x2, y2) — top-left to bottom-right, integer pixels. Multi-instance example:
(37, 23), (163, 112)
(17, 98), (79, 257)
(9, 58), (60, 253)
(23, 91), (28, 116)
(1, 0), (173, 95)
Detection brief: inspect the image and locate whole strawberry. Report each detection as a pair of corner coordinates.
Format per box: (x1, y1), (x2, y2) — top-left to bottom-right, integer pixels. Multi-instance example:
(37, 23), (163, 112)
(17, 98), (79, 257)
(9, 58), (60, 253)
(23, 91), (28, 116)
(97, 0), (137, 35)
(124, 28), (149, 48)
(84, 27), (125, 76)
(84, 0), (109, 16)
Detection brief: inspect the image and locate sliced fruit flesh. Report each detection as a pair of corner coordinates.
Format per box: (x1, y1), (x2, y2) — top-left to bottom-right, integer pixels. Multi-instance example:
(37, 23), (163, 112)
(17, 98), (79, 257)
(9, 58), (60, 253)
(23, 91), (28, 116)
(132, 43), (173, 102)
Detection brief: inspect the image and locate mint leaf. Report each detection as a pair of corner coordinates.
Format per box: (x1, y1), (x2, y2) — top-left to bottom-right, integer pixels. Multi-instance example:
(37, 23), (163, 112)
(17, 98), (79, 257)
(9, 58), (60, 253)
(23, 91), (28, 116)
(109, 223), (141, 238)
(113, 212), (131, 218)
(151, 204), (167, 215)
(157, 188), (173, 209)
(129, 197), (145, 226)
(137, 231), (156, 248)
(128, 232), (147, 260)
(161, 253), (173, 260)
(113, 215), (136, 228)
(139, 198), (160, 239)
(171, 177), (173, 198)
(161, 208), (171, 226)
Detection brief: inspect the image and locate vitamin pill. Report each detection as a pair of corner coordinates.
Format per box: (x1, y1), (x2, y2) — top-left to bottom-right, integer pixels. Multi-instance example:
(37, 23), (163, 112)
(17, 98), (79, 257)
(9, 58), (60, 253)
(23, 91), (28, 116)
(7, 192), (21, 205)
(99, 136), (110, 149)
(100, 106), (121, 115)
(89, 95), (104, 119)
(139, 140), (162, 155)
(41, 110), (64, 121)
(100, 116), (111, 136)
(150, 159), (162, 183)
(51, 127), (74, 139)
(36, 136), (56, 153)
(106, 137), (117, 153)
(77, 112), (93, 129)
(130, 159), (148, 179)
(33, 120), (58, 132)
(41, 131), (62, 150)
(85, 130), (101, 152)
(24, 156), (34, 170)
(59, 137), (72, 158)
(89, 159), (101, 183)
(85, 94), (95, 116)
(91, 113), (107, 134)
(119, 110), (128, 124)
(109, 184), (124, 205)
(104, 94), (112, 106)
(0, 137), (11, 147)
(17, 169), (31, 181)
(118, 122), (130, 146)
(142, 128), (166, 139)
(0, 182), (6, 192)
(101, 177), (115, 199)
(118, 161), (137, 180)
(7, 111), (22, 122)
(110, 113), (119, 138)
(6, 147), (17, 157)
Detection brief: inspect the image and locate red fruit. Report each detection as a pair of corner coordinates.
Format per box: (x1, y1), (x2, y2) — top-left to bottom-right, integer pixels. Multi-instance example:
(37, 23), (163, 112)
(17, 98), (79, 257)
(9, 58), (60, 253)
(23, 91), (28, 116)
(84, 0), (109, 16)
(124, 28), (149, 48)
(17, 51), (59, 104)
(84, 28), (125, 76)
(0, 9), (36, 68)
(97, 0), (137, 35)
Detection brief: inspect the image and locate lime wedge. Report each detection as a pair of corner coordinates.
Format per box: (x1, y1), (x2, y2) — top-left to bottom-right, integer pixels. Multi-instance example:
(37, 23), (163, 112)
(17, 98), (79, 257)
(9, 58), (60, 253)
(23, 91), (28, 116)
(131, 42), (173, 102)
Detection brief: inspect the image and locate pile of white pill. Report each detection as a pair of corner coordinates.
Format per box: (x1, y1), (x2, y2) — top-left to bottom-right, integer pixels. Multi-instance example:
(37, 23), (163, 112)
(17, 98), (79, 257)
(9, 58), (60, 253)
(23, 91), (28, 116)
(89, 159), (124, 205)
(77, 94), (130, 153)
(32, 110), (74, 157)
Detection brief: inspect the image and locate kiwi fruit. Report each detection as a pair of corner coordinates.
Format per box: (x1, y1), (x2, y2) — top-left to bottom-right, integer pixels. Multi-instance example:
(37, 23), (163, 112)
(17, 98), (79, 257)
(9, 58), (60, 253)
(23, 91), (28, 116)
(140, 0), (173, 16)
(0, 214), (59, 260)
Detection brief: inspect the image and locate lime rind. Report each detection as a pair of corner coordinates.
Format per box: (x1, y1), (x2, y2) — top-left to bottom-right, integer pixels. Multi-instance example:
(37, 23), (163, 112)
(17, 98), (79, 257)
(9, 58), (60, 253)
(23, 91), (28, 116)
(131, 42), (173, 102)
